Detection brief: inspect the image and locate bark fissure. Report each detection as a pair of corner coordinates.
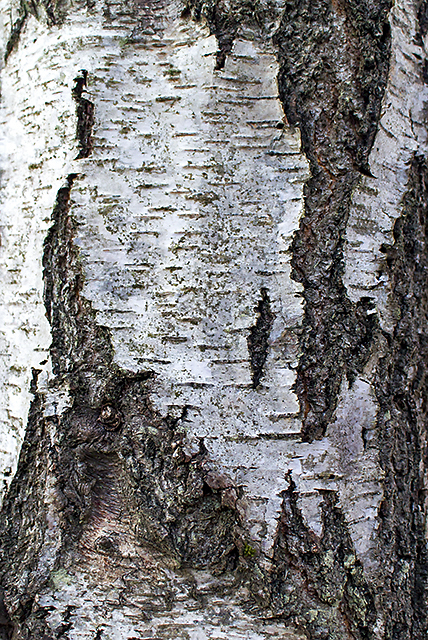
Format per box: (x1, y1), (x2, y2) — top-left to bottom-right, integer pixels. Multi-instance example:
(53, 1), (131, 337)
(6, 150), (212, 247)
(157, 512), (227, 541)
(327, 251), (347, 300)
(374, 154), (428, 640)
(247, 288), (274, 389)
(4, 8), (28, 63)
(274, 0), (392, 441)
(271, 476), (376, 640)
(0, 370), (51, 640)
(186, 0), (278, 70)
(417, 0), (428, 41)
(72, 71), (95, 160)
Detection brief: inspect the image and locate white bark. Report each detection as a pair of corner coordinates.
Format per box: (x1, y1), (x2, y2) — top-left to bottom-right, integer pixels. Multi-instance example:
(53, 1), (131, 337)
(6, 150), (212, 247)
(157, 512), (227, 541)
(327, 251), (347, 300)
(0, 0), (427, 637)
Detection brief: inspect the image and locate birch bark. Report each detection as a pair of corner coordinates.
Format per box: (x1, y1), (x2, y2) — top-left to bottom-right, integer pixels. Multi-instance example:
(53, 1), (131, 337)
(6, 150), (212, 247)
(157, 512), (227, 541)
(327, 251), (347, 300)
(0, 0), (427, 639)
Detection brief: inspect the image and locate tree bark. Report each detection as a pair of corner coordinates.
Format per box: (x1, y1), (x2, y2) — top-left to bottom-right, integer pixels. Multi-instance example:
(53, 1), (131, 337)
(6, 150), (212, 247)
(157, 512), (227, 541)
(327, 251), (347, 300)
(0, 0), (427, 638)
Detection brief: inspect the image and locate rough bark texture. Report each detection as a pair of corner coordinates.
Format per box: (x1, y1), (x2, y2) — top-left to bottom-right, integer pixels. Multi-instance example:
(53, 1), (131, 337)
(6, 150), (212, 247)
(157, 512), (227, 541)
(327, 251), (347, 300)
(0, 0), (427, 638)
(275, 0), (392, 441)
(374, 155), (428, 639)
(272, 478), (377, 640)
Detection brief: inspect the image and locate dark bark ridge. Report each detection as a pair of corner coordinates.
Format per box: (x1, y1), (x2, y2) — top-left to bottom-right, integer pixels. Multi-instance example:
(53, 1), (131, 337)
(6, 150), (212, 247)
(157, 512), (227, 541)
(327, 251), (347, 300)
(271, 475), (377, 640)
(374, 155), (428, 640)
(3, 0), (70, 59)
(0, 371), (50, 640)
(274, 0), (392, 441)
(417, 0), (428, 42)
(4, 7), (27, 62)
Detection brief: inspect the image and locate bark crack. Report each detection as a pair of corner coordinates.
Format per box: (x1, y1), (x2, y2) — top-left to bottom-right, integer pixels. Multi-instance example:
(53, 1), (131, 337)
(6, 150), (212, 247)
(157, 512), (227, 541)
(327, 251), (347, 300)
(247, 288), (274, 389)
(72, 70), (95, 160)
(374, 154), (428, 639)
(273, 0), (392, 441)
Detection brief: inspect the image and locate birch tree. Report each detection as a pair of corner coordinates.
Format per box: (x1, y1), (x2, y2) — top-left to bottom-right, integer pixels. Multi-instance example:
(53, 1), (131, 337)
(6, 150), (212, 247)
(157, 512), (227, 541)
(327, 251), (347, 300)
(0, 0), (427, 638)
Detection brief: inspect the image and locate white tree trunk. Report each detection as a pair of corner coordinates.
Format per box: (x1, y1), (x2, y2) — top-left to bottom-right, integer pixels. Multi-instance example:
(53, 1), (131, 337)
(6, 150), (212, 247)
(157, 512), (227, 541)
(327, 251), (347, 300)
(0, 0), (427, 638)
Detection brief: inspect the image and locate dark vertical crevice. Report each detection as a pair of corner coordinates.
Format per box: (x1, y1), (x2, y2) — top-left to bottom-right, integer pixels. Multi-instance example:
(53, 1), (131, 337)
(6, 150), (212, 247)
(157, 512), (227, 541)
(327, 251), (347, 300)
(185, 0), (238, 70)
(416, 0), (428, 42)
(185, 0), (278, 70)
(4, 8), (28, 63)
(247, 288), (274, 389)
(271, 475), (376, 640)
(0, 369), (53, 640)
(374, 154), (428, 640)
(43, 173), (79, 375)
(273, 0), (392, 441)
(72, 70), (95, 160)
(0, 588), (13, 640)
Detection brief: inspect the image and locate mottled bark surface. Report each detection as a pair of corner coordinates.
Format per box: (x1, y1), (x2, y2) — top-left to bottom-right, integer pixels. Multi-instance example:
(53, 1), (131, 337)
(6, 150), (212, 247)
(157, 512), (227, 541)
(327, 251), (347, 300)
(0, 0), (427, 639)
(374, 155), (428, 639)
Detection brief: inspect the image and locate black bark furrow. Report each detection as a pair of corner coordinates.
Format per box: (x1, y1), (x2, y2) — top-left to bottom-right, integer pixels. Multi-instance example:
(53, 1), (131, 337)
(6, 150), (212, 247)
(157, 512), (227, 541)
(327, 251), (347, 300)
(271, 475), (376, 640)
(374, 154), (428, 640)
(72, 71), (95, 160)
(186, 0), (278, 69)
(247, 288), (275, 388)
(0, 370), (53, 640)
(274, 0), (392, 441)
(417, 0), (428, 41)
(4, 8), (27, 63)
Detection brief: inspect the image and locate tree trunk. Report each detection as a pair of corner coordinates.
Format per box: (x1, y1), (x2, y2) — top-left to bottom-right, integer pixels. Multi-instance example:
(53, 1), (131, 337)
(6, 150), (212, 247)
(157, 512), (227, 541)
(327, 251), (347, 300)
(0, 0), (427, 638)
